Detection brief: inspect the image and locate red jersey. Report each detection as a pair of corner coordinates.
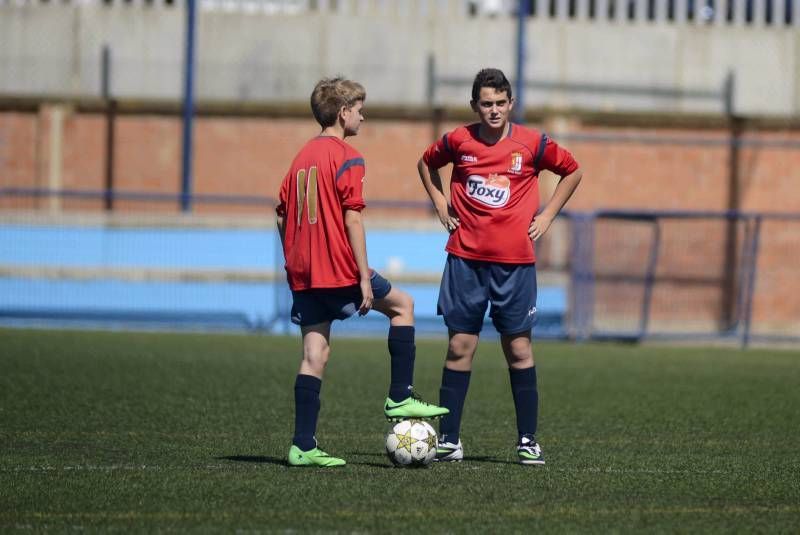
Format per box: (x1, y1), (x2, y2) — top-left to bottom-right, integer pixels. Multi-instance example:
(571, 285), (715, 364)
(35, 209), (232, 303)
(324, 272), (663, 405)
(422, 123), (579, 264)
(276, 136), (366, 291)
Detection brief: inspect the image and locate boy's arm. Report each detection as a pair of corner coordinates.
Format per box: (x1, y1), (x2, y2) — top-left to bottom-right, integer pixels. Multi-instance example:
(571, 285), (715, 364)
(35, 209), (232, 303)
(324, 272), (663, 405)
(417, 158), (460, 232)
(344, 208), (373, 315)
(276, 171), (290, 251)
(529, 168), (583, 241)
(276, 215), (286, 250)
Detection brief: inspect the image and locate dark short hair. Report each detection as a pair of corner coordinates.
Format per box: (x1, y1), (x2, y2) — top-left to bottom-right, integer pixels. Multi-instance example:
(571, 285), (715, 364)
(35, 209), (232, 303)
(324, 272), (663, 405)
(471, 68), (512, 102)
(310, 77), (366, 128)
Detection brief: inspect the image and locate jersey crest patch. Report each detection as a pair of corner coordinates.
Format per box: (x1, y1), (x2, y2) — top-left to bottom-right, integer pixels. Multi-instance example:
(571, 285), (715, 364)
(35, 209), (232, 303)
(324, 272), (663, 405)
(466, 174), (510, 208)
(509, 152), (523, 174)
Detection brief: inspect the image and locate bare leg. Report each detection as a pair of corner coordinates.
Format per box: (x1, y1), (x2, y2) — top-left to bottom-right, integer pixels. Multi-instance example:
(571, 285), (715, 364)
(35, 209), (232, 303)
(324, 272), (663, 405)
(501, 331), (534, 369)
(298, 322), (332, 378)
(446, 331), (480, 371)
(372, 286), (414, 326)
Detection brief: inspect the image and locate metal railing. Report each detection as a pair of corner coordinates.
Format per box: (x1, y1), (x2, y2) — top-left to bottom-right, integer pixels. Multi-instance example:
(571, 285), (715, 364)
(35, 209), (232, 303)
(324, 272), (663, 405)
(1, 0), (797, 27)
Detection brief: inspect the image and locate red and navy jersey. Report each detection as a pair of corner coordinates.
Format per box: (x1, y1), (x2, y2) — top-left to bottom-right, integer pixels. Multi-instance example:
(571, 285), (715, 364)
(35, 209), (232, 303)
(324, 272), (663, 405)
(422, 123), (579, 264)
(276, 136), (366, 291)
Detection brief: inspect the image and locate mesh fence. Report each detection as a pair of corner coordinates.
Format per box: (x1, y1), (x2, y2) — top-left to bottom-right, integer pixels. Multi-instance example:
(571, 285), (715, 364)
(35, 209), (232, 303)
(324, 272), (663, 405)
(569, 211), (799, 346)
(748, 217), (800, 343)
(1, 189), (798, 346)
(0, 194), (283, 332)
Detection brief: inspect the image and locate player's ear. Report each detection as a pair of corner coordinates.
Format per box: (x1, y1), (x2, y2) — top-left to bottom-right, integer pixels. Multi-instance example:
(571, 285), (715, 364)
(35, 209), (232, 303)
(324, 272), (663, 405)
(470, 100), (478, 112)
(508, 96), (515, 110)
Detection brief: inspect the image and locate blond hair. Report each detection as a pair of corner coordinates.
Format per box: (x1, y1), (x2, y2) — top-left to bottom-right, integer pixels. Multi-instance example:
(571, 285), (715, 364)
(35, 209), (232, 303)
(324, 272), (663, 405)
(310, 77), (366, 128)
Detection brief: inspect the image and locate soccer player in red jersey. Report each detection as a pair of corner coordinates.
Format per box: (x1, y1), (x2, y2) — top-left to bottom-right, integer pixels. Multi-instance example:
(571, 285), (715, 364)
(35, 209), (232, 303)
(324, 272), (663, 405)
(277, 77), (447, 467)
(417, 68), (583, 465)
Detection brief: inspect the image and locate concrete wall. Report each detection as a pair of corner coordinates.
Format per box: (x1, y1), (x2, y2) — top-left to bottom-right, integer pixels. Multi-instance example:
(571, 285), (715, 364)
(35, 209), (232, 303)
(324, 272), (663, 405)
(1, 0), (799, 116)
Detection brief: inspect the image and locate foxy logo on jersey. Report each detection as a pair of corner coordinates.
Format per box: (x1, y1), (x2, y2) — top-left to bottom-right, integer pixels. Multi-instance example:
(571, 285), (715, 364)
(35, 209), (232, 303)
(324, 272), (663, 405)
(466, 174), (511, 207)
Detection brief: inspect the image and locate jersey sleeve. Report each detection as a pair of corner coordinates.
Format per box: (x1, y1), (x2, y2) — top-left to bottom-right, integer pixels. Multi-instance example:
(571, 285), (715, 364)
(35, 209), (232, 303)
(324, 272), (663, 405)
(422, 133), (456, 169)
(335, 157), (366, 211)
(276, 170), (290, 217)
(535, 135), (579, 177)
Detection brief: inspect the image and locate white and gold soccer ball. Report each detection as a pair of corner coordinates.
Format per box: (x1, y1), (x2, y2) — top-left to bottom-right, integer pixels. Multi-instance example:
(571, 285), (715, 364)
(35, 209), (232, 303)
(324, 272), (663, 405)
(385, 419), (437, 467)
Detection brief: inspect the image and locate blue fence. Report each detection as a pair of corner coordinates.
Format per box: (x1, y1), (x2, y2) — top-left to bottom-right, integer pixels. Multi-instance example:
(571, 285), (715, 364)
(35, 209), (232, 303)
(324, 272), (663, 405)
(0, 188), (569, 338)
(1, 188), (798, 347)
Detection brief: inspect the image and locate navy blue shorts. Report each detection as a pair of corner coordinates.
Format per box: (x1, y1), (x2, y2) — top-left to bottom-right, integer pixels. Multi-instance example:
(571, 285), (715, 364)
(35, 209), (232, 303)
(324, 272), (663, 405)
(290, 271), (392, 326)
(437, 254), (537, 335)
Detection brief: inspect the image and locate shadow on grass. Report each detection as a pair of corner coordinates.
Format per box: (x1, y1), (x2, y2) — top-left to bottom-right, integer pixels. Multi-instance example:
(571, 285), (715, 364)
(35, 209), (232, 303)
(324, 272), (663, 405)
(347, 451), (509, 466)
(216, 454), (393, 469)
(215, 452), (510, 468)
(351, 461), (396, 469)
(216, 455), (287, 466)
(463, 455), (511, 464)
(341, 451), (395, 469)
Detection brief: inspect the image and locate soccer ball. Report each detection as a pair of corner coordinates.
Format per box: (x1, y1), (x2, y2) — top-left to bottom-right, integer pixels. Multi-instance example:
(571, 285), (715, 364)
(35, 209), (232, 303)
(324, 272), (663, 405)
(385, 419), (437, 467)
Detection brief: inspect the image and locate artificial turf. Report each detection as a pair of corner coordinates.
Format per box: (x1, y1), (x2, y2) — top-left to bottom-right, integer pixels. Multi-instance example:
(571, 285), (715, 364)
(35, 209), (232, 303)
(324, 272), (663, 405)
(1, 328), (798, 532)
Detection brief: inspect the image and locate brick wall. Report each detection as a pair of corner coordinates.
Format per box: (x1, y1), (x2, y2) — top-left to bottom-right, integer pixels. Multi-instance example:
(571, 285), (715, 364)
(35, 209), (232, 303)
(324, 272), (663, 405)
(1, 108), (798, 334)
(4, 108), (800, 214)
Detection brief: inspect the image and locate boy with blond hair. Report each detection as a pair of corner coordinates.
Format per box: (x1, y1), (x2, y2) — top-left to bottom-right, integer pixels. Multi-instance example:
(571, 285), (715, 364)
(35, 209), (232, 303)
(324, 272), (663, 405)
(277, 77), (447, 467)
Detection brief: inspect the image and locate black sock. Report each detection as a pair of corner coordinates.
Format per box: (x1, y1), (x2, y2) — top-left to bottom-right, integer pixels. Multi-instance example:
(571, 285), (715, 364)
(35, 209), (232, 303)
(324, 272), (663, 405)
(438, 367), (471, 443)
(509, 366), (538, 441)
(388, 325), (415, 401)
(292, 374), (321, 451)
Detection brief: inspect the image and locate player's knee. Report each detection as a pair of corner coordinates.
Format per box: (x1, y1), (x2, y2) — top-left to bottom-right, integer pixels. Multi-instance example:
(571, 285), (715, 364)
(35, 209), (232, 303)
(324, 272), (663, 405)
(379, 288), (414, 320)
(303, 346), (330, 371)
(397, 291), (414, 316)
(447, 337), (476, 361)
(505, 339), (533, 367)
(507, 352), (533, 368)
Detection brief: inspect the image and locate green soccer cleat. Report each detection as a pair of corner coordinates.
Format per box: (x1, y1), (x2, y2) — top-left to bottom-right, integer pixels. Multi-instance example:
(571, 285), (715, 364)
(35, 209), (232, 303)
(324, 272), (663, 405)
(517, 436), (545, 465)
(383, 389), (450, 422)
(287, 445), (346, 467)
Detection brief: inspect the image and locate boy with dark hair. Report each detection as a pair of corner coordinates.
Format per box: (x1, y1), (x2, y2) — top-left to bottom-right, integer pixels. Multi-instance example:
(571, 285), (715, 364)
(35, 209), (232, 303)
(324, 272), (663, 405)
(417, 68), (583, 465)
(277, 77), (448, 468)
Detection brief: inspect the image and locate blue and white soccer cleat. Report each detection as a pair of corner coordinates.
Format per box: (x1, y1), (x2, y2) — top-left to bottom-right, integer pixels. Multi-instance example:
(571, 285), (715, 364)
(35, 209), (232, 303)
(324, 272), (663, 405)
(434, 436), (463, 462)
(517, 435), (545, 465)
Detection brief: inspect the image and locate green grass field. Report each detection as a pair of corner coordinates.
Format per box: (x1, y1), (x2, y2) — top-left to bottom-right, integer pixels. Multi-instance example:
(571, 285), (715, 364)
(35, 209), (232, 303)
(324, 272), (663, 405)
(1, 328), (799, 532)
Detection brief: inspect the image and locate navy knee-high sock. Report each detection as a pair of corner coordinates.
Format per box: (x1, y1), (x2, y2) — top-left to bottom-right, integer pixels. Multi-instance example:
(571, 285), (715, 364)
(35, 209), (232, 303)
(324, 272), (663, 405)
(292, 374), (322, 451)
(438, 367), (471, 443)
(509, 366), (539, 440)
(388, 326), (415, 401)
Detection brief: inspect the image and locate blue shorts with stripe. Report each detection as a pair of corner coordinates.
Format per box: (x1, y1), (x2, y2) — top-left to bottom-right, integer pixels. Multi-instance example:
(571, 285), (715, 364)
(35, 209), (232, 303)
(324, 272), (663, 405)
(437, 254), (537, 335)
(290, 270), (392, 326)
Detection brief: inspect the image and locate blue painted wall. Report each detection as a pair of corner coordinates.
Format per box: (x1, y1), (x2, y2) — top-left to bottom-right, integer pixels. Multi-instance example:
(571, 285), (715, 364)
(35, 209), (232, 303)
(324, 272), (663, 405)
(0, 225), (566, 336)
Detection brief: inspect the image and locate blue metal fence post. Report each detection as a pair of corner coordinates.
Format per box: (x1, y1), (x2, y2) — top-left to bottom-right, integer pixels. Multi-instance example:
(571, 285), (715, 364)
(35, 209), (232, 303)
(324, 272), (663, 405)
(584, 214), (597, 340)
(101, 45), (116, 212)
(568, 214), (589, 340)
(741, 216), (762, 349)
(514, 0), (530, 124)
(181, 0), (197, 212)
(639, 219), (661, 341)
(568, 213), (595, 341)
